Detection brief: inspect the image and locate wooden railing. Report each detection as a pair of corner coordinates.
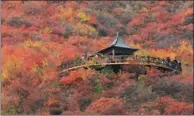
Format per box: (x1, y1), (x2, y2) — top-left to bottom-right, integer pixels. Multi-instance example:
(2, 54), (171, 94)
(58, 55), (182, 72)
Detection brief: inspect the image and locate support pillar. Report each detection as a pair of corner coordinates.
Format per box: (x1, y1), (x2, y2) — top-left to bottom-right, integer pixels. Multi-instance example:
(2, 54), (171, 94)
(112, 49), (115, 58)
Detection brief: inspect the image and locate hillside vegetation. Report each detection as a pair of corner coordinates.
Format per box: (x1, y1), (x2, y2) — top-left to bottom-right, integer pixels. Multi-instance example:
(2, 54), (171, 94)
(1, 1), (193, 115)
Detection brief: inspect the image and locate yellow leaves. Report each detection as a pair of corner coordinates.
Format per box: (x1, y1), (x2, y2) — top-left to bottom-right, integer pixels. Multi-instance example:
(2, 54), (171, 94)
(135, 40), (192, 65)
(175, 40), (193, 65)
(138, 74), (147, 81)
(74, 23), (87, 35)
(177, 40), (192, 57)
(149, 49), (176, 59)
(57, 8), (76, 21)
(24, 40), (41, 48)
(31, 64), (43, 76)
(136, 49), (176, 59)
(86, 60), (95, 65)
(42, 58), (49, 67)
(178, 40), (192, 54)
(2, 55), (22, 81)
(87, 24), (98, 37)
(31, 64), (39, 73)
(77, 12), (90, 22)
(135, 50), (150, 56)
(31, 58), (49, 77)
(151, 13), (158, 19)
(74, 23), (98, 37)
(39, 27), (52, 34)
(127, 40), (141, 49)
(24, 40), (48, 53)
(140, 7), (148, 13)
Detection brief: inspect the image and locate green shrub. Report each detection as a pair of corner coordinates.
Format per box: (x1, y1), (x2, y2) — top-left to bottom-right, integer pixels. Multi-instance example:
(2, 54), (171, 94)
(121, 84), (157, 107)
(181, 83), (193, 103)
(52, 80), (60, 88)
(99, 28), (108, 37)
(93, 83), (104, 94)
(2, 104), (17, 115)
(100, 67), (114, 75)
(63, 24), (74, 39)
(90, 77), (104, 94)
(78, 97), (92, 111)
(7, 17), (32, 27)
(73, 56), (83, 66)
(152, 78), (182, 97)
(97, 12), (118, 27)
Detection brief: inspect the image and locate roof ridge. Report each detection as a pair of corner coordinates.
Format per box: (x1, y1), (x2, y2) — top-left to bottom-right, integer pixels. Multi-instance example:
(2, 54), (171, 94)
(113, 32), (120, 45)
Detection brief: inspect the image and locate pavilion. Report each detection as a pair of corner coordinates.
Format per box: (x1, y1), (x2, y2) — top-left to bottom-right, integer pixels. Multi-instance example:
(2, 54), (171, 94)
(97, 32), (139, 57)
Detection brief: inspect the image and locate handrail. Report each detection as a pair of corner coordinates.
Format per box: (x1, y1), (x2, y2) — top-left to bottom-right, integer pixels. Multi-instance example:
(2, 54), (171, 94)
(60, 62), (180, 74)
(59, 55), (182, 73)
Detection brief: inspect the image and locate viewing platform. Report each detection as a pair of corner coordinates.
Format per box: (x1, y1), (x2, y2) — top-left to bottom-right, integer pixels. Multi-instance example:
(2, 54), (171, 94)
(58, 32), (182, 76)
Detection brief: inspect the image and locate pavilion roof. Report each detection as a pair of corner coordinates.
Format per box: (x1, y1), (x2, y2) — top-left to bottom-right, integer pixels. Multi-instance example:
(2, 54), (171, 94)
(109, 32), (138, 49)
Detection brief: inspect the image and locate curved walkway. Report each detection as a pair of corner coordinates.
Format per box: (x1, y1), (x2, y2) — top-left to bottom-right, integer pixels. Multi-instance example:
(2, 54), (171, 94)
(60, 61), (181, 74)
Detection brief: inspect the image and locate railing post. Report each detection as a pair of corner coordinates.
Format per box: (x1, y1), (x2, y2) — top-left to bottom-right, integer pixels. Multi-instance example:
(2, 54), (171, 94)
(147, 55), (150, 63)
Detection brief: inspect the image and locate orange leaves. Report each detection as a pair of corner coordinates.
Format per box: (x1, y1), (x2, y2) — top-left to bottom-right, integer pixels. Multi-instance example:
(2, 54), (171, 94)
(176, 40), (193, 65)
(1, 25), (15, 34)
(47, 98), (60, 107)
(127, 17), (143, 27)
(183, 8), (193, 17)
(165, 101), (193, 115)
(23, 51), (45, 71)
(155, 96), (193, 115)
(2, 45), (25, 81)
(118, 72), (131, 79)
(88, 16), (97, 25)
(65, 1), (79, 10)
(1, 1), (194, 115)
(130, 34), (142, 41)
(57, 8), (76, 21)
(60, 71), (78, 84)
(60, 69), (95, 84)
(86, 98), (125, 115)
(138, 96), (193, 115)
(113, 8), (123, 15)
(60, 45), (80, 61)
(146, 49), (176, 59)
(182, 24), (193, 31)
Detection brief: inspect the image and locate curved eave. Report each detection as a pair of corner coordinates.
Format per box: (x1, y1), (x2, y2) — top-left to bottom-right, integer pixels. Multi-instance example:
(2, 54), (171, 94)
(97, 46), (139, 54)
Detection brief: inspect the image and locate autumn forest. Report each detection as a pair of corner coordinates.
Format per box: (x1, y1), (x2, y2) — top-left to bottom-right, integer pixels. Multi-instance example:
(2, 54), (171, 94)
(1, 1), (194, 115)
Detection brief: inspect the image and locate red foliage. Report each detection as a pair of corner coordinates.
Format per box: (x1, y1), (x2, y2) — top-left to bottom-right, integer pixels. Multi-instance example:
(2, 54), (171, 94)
(86, 98), (125, 115)
(60, 69), (95, 85)
(165, 101), (193, 115)
(23, 51), (45, 71)
(60, 71), (79, 84)
(155, 96), (193, 115)
(1, 1), (193, 115)
(59, 44), (81, 61)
